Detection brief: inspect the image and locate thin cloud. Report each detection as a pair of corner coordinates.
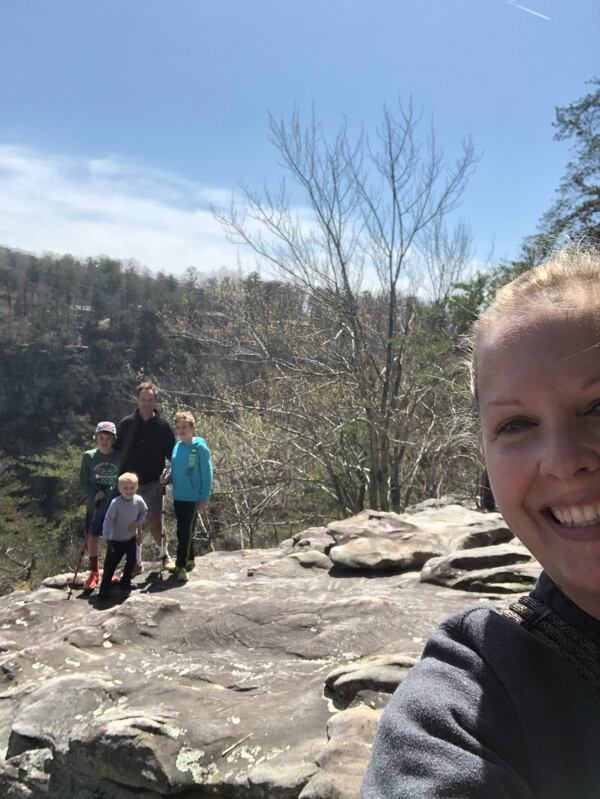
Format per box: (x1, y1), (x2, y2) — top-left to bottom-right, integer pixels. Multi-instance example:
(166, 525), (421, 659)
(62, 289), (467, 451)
(0, 144), (482, 293)
(0, 145), (240, 275)
(508, 1), (551, 21)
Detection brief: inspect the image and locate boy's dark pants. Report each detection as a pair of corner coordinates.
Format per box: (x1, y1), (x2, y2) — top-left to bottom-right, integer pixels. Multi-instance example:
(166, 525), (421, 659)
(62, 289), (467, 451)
(174, 500), (198, 568)
(98, 536), (136, 596)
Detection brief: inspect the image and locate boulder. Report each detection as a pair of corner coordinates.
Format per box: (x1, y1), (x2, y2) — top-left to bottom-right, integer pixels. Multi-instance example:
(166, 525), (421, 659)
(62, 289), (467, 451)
(324, 505), (514, 574)
(326, 511), (418, 544)
(0, 746), (52, 799)
(420, 543), (541, 592)
(404, 494), (477, 513)
(325, 654), (417, 709)
(329, 537), (442, 572)
(299, 706), (382, 799)
(401, 504), (514, 551)
(291, 527), (333, 554)
(289, 550), (333, 570)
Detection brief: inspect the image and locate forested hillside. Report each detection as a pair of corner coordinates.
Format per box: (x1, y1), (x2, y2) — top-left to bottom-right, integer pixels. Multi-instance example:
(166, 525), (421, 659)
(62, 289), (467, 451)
(0, 244), (481, 593)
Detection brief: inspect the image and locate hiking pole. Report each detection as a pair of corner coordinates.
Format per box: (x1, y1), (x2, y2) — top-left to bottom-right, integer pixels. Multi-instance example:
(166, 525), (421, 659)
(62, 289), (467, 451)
(68, 537), (88, 600)
(68, 499), (99, 599)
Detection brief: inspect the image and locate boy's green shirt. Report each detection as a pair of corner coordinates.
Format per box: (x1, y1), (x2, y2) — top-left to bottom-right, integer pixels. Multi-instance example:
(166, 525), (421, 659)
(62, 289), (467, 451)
(79, 448), (120, 514)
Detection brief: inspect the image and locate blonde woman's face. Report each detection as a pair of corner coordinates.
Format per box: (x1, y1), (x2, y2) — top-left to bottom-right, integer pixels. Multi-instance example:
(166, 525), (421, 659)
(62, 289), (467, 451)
(478, 313), (600, 615)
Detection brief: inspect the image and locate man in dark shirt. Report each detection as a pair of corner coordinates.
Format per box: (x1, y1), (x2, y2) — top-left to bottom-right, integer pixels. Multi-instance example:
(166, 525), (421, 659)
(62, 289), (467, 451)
(115, 381), (176, 573)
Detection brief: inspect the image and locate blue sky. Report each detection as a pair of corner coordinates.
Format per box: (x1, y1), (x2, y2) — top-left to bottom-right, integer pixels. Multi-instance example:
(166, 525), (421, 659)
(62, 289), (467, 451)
(0, 0), (598, 277)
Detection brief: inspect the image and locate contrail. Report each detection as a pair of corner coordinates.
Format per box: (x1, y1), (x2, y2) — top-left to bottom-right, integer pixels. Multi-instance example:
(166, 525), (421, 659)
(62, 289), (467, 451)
(508, 0), (551, 20)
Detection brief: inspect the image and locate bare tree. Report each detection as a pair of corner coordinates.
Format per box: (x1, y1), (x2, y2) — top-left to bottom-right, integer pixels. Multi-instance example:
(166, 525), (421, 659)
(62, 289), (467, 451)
(210, 104), (477, 513)
(181, 105), (476, 516)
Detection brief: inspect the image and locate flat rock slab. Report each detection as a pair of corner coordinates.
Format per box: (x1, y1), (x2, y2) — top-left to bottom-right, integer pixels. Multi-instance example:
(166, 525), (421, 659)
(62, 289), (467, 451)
(0, 507), (529, 798)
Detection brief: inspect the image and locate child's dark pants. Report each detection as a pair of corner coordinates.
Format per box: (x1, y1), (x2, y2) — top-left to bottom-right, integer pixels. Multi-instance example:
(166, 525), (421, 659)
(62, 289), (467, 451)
(98, 536), (136, 596)
(174, 500), (198, 569)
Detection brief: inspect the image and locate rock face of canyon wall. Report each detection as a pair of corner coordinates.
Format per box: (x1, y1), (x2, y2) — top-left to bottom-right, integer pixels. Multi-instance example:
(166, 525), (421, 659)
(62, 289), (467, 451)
(0, 503), (538, 798)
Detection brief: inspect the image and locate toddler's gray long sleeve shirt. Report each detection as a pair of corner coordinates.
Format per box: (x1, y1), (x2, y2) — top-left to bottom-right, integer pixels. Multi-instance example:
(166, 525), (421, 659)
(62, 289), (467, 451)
(102, 495), (147, 542)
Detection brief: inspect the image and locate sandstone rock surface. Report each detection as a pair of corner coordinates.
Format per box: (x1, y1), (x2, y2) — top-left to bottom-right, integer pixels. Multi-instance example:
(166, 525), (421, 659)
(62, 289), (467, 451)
(0, 503), (539, 798)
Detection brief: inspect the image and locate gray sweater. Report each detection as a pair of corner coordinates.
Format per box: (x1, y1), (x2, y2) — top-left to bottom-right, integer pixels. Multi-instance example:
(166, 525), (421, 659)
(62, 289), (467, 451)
(360, 571), (600, 798)
(102, 495), (147, 542)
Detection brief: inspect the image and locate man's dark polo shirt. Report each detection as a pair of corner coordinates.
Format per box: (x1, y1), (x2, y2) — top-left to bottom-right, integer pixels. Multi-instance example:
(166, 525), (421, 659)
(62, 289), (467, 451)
(115, 409), (175, 485)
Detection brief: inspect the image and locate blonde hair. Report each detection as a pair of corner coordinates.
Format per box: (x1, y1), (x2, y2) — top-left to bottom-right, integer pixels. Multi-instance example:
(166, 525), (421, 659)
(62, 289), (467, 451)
(174, 411), (196, 429)
(471, 247), (600, 400)
(118, 472), (139, 487)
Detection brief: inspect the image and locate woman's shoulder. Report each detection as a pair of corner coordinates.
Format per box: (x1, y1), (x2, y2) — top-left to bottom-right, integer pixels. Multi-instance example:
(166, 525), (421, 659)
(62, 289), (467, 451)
(443, 602), (507, 633)
(417, 603), (521, 684)
(402, 602), (536, 698)
(432, 602), (500, 638)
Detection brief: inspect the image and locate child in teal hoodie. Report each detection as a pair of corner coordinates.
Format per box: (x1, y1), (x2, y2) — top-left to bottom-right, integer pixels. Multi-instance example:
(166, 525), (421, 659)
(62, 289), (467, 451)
(161, 411), (212, 582)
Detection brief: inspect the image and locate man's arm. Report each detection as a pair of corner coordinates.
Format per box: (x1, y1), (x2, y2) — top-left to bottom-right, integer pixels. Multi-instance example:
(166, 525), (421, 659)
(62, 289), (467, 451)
(112, 417), (126, 452)
(164, 422), (176, 461)
(135, 497), (148, 526)
(113, 414), (135, 459)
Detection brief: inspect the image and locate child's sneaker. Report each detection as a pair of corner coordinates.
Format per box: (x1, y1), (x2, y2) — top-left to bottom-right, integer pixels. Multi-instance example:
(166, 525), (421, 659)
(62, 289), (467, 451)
(84, 570), (100, 590)
(185, 559), (196, 572)
(131, 563), (143, 577)
(174, 567), (188, 582)
(163, 557), (176, 571)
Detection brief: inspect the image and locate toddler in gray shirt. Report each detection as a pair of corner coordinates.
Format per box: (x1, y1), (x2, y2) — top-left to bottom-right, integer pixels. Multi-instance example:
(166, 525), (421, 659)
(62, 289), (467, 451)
(98, 473), (147, 601)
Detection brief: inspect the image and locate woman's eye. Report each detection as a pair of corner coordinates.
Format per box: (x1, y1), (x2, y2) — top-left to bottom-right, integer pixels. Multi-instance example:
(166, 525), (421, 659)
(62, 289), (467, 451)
(496, 418), (533, 435)
(585, 400), (600, 415)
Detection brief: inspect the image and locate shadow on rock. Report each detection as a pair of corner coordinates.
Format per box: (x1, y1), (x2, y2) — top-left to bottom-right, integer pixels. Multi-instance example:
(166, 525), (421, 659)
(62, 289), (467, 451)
(137, 573), (189, 596)
(327, 563), (411, 579)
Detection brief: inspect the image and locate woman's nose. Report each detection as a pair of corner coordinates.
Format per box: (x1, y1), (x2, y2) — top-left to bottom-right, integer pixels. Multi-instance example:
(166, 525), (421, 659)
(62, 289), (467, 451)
(539, 425), (600, 479)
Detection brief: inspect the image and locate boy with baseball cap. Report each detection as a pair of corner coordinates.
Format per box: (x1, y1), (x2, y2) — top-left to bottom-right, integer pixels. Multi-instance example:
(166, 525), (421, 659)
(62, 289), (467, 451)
(78, 421), (120, 590)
